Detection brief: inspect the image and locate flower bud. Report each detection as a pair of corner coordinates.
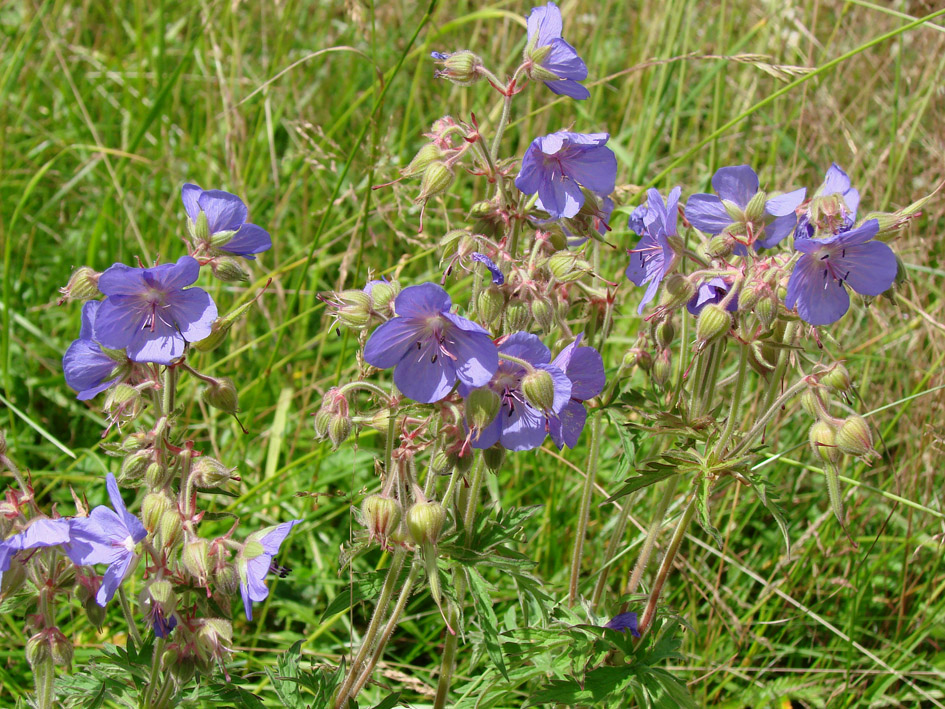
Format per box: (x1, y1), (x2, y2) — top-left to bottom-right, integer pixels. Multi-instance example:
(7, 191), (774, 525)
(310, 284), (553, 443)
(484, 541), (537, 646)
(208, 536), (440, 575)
(313, 408), (332, 439)
(466, 388), (500, 431)
(142, 492), (174, 532)
(367, 408), (391, 434)
(451, 449), (474, 475)
(159, 509), (184, 549)
(406, 500), (447, 545)
(820, 364), (851, 393)
(477, 286), (504, 325)
(84, 594), (107, 628)
(744, 190), (768, 223)
(121, 432), (150, 453)
(546, 251), (590, 282)
(521, 369), (557, 413)
(696, 304), (731, 346)
(210, 256), (250, 283)
(483, 444), (505, 473)
(26, 632), (50, 668)
(163, 644), (196, 684)
(416, 161), (454, 203)
(705, 233), (735, 259)
(332, 289), (374, 329)
(182, 538), (210, 586)
(105, 384), (143, 417)
(48, 628), (73, 667)
(213, 562), (239, 596)
(434, 50), (484, 85)
(362, 495), (403, 545)
(755, 297), (775, 330)
(120, 450), (151, 484)
(192, 457), (239, 488)
(655, 320), (675, 349)
(626, 348), (651, 371)
(192, 300), (256, 353)
(145, 461), (172, 489)
(659, 274), (695, 309)
(809, 420), (839, 465)
(369, 281), (398, 313)
(195, 618), (232, 666)
(430, 450), (453, 475)
(504, 303), (530, 332)
(328, 414), (352, 449)
(402, 143), (444, 178)
(530, 299), (555, 332)
(650, 349), (672, 389)
(58, 266), (101, 303)
(836, 416), (877, 460)
(0, 558), (26, 597)
(800, 388), (830, 420)
(202, 377), (239, 415)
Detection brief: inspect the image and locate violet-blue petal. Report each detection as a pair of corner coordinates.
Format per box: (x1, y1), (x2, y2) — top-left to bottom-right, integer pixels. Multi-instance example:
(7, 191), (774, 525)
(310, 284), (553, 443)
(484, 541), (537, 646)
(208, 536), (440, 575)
(441, 319), (498, 389)
(711, 165), (758, 208)
(63, 339), (120, 400)
(364, 318), (422, 369)
(785, 255), (851, 325)
(545, 77), (591, 100)
(96, 551), (134, 606)
(92, 295), (144, 350)
(470, 252), (505, 285)
(535, 363), (572, 414)
(501, 331), (551, 366)
(165, 287), (217, 342)
(79, 300), (99, 340)
(560, 146), (617, 196)
(181, 183), (202, 223)
(548, 399), (587, 449)
(685, 194), (730, 234)
(98, 264), (147, 297)
(499, 403), (547, 451)
(821, 163), (851, 196)
(756, 213), (797, 250)
(393, 342), (454, 403)
(543, 38), (587, 80)
(259, 520), (302, 556)
(222, 223), (271, 258)
(393, 283), (452, 319)
(144, 256), (200, 292)
(197, 189), (248, 234)
(605, 611), (640, 637)
(125, 320), (186, 365)
(538, 173), (584, 220)
(765, 188), (806, 217)
(106, 473), (146, 543)
(834, 241), (897, 296)
(564, 347), (605, 400)
(11, 518), (73, 550)
(527, 1), (563, 46)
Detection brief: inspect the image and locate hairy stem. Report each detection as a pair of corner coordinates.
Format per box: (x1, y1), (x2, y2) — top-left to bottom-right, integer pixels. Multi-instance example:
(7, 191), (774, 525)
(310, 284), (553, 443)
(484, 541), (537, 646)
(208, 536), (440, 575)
(569, 412), (603, 606)
(712, 342), (749, 458)
(639, 494), (697, 634)
(625, 474), (680, 598)
(119, 585), (143, 647)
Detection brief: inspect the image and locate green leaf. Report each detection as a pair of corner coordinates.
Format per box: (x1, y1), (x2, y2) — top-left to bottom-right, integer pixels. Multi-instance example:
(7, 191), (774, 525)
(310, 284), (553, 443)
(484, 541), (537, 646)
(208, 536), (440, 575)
(371, 691), (403, 709)
(466, 567), (509, 681)
(747, 474), (792, 556)
(696, 476), (724, 549)
(266, 640), (306, 709)
(604, 468), (678, 503)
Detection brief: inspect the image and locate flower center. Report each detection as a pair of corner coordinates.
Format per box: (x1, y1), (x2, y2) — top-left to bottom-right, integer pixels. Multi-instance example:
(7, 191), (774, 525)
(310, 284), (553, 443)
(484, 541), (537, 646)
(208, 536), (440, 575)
(816, 247), (850, 288)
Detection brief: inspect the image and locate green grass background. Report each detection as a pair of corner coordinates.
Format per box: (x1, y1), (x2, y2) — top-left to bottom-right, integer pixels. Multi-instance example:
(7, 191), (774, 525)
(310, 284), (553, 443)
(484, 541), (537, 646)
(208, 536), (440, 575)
(1, 0), (944, 706)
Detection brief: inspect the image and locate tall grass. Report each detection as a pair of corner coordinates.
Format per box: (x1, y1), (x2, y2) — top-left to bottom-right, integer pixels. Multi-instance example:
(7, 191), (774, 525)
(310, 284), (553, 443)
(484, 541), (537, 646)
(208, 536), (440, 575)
(1, 0), (943, 705)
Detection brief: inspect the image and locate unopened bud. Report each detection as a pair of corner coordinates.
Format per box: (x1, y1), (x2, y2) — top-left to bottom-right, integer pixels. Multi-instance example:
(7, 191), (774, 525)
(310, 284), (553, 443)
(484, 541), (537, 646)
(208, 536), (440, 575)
(466, 388), (500, 431)
(121, 432), (150, 453)
(809, 421), (839, 465)
(182, 538), (210, 586)
(659, 274), (695, 309)
(332, 289), (373, 329)
(696, 304), (731, 345)
(477, 286), (504, 324)
(195, 618), (232, 665)
(84, 595), (106, 628)
(406, 500), (447, 545)
(48, 629), (73, 666)
(106, 384), (142, 416)
(836, 416), (877, 460)
(367, 409), (391, 433)
(362, 495), (403, 544)
(430, 450), (453, 475)
(26, 633), (50, 668)
(505, 303), (530, 332)
(213, 562), (239, 596)
(159, 509), (184, 549)
(416, 161), (454, 203)
(650, 349), (672, 388)
(402, 143), (444, 178)
(655, 320), (675, 349)
(202, 377), (239, 415)
(436, 50), (484, 85)
(328, 414), (352, 449)
(530, 299), (555, 332)
(705, 233), (735, 259)
(145, 461), (172, 489)
(546, 251), (590, 282)
(755, 297), (775, 329)
(192, 300), (256, 352)
(59, 267), (101, 303)
(120, 451), (151, 483)
(313, 408), (332, 439)
(744, 190), (767, 223)
(800, 388), (830, 420)
(521, 369), (556, 413)
(192, 457), (239, 488)
(368, 281), (397, 313)
(142, 492), (174, 531)
(163, 644), (196, 684)
(821, 364), (851, 392)
(483, 445), (505, 473)
(210, 256), (250, 283)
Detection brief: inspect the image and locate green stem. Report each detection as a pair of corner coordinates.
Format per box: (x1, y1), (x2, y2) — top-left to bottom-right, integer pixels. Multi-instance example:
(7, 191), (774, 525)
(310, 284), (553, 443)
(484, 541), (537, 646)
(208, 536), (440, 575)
(639, 494), (697, 634)
(761, 321), (797, 414)
(625, 474), (680, 598)
(333, 549), (407, 709)
(712, 342), (749, 458)
(729, 377), (810, 458)
(569, 412), (603, 606)
(143, 637), (167, 709)
(162, 365), (177, 417)
(35, 658), (55, 709)
(119, 585), (143, 647)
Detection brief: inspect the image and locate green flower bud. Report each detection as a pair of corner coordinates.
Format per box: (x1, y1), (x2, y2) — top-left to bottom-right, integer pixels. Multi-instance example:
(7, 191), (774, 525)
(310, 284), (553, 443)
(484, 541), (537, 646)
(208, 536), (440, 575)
(722, 199), (744, 222)
(744, 189), (768, 223)
(530, 299), (555, 332)
(163, 644), (196, 684)
(120, 432), (150, 453)
(469, 201), (493, 220)
(659, 274), (695, 309)
(213, 562), (239, 596)
(369, 281), (398, 314)
(416, 161), (454, 203)
(477, 286), (504, 325)
(626, 348), (651, 371)
(430, 450), (453, 475)
(26, 633), (50, 668)
(202, 377), (239, 415)
(105, 384), (143, 416)
(58, 266), (101, 304)
(84, 595), (106, 628)
(655, 320), (675, 349)
(0, 558), (26, 597)
(144, 461), (172, 489)
(466, 388), (501, 431)
(142, 492), (174, 532)
(483, 444), (505, 473)
(800, 388), (830, 420)
(192, 457), (239, 488)
(451, 449), (474, 475)
(332, 289), (373, 329)
(362, 494), (403, 544)
(195, 618), (232, 666)
(505, 303), (530, 332)
(48, 629), (73, 667)
(406, 500), (447, 545)
(820, 364), (851, 392)
(192, 300), (257, 352)
(650, 350), (672, 388)
(182, 538), (210, 586)
(809, 420), (839, 465)
(367, 408), (391, 433)
(755, 296), (775, 329)
(402, 143), (444, 178)
(328, 414), (352, 449)
(191, 210), (210, 244)
(159, 509), (184, 549)
(696, 304), (731, 346)
(546, 251), (590, 282)
(437, 50), (484, 85)
(210, 256), (250, 283)
(705, 233), (735, 259)
(147, 579), (177, 612)
(836, 416), (877, 460)
(313, 408), (332, 439)
(521, 369), (557, 413)
(120, 451), (151, 483)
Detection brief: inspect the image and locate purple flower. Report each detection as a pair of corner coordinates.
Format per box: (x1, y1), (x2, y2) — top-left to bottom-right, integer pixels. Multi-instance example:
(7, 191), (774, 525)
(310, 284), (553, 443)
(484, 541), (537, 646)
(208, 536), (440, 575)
(238, 519), (302, 621)
(63, 301), (124, 400)
(515, 132), (617, 220)
(93, 255), (217, 365)
(470, 252), (505, 285)
(795, 163), (860, 239)
(181, 184), (271, 259)
(0, 518), (74, 587)
(363, 283), (499, 403)
(547, 335), (605, 449)
(525, 2), (590, 100)
(684, 165), (806, 250)
(687, 277), (738, 316)
(785, 219), (896, 325)
(604, 611), (640, 637)
(149, 607), (178, 638)
(64, 473), (147, 606)
(625, 187), (681, 313)
(462, 332), (571, 452)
